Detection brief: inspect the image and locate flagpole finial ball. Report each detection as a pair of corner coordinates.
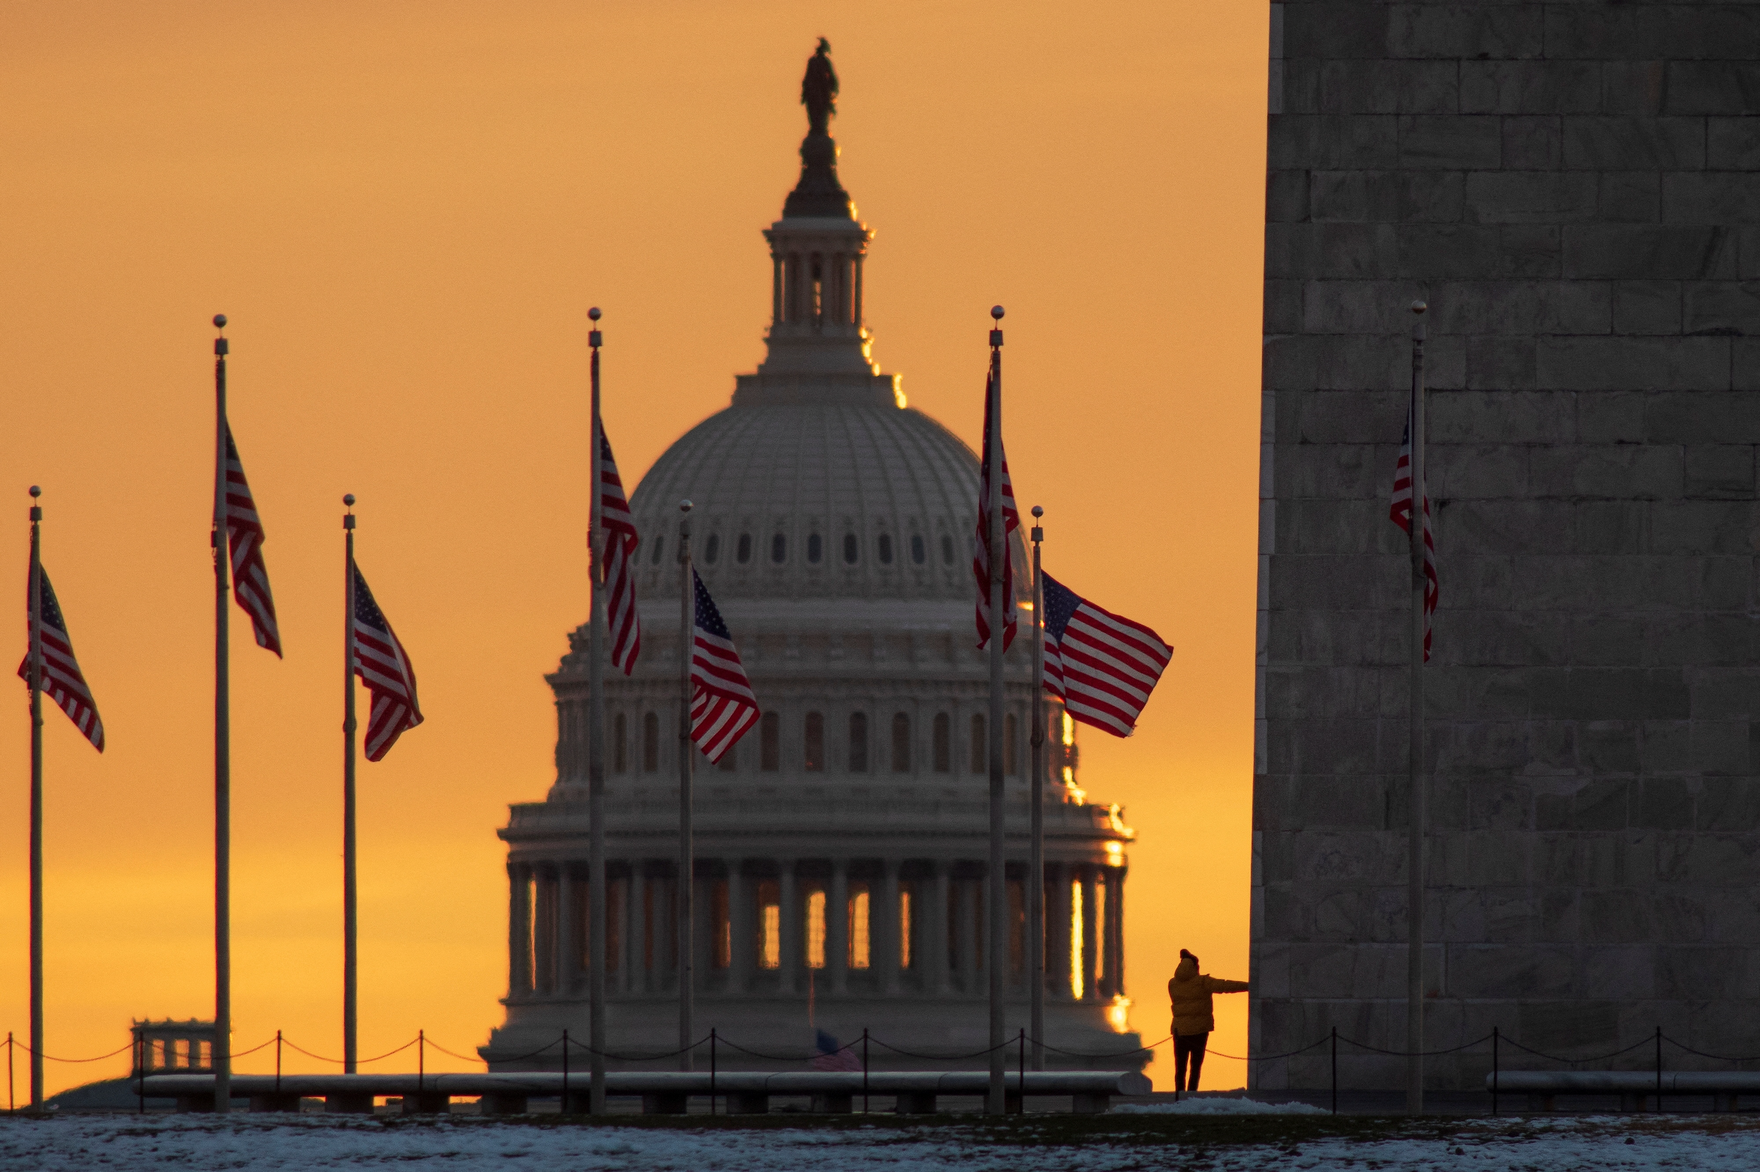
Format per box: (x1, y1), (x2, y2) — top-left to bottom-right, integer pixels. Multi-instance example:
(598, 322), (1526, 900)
(343, 494), (355, 508)
(588, 307), (602, 322)
(680, 499), (693, 513)
(28, 486), (40, 499)
(213, 314), (227, 330)
(1410, 300), (1427, 314)
(990, 305), (1005, 320)
(1032, 505), (1043, 518)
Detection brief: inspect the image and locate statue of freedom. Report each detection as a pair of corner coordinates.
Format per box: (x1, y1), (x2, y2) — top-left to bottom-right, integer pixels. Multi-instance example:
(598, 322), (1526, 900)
(801, 38), (838, 136)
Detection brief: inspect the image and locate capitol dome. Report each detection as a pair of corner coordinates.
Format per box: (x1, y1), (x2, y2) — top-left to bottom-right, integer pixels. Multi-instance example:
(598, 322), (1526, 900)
(485, 49), (1138, 1087)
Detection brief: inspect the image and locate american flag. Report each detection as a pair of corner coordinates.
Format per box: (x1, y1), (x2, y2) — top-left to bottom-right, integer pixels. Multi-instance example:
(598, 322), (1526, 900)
(596, 429), (641, 674)
(1041, 572), (1171, 738)
(690, 568), (759, 764)
(17, 567), (104, 751)
(972, 372), (1020, 651)
(223, 425), (282, 657)
(351, 564), (423, 761)
(809, 1030), (862, 1072)
(1388, 401), (1438, 661)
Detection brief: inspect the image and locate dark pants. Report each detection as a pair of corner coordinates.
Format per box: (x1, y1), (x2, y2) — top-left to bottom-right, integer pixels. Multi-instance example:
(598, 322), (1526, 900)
(1175, 1032), (1209, 1092)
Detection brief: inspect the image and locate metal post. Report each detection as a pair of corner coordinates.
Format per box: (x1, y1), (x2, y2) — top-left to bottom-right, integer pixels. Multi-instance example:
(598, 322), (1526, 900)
(1028, 506), (1045, 1072)
(417, 1029), (424, 1098)
(1017, 1027), (1025, 1114)
(136, 1029), (144, 1114)
(275, 1029), (282, 1096)
(710, 1026), (717, 1115)
(587, 307), (609, 1114)
(1330, 1026), (1337, 1115)
(862, 1028), (869, 1114)
(1491, 1026), (1498, 1116)
(212, 314), (233, 1115)
(343, 496), (358, 1074)
(677, 500), (695, 1072)
(561, 1027), (569, 1113)
(1655, 1025), (1662, 1113)
(7, 1032), (13, 1113)
(26, 488), (43, 1110)
(1405, 299), (1427, 1116)
(985, 305), (1007, 1115)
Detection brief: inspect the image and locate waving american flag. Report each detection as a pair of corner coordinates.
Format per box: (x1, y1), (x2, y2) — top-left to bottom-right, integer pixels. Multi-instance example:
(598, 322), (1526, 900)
(223, 425), (282, 657)
(972, 372), (1020, 652)
(690, 569), (759, 764)
(351, 564), (423, 761)
(596, 430), (641, 674)
(18, 567), (104, 751)
(1041, 573), (1171, 738)
(1388, 402), (1438, 661)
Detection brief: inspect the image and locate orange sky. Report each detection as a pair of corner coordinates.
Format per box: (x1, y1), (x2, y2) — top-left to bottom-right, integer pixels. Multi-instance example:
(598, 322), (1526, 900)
(0, 2), (1268, 1095)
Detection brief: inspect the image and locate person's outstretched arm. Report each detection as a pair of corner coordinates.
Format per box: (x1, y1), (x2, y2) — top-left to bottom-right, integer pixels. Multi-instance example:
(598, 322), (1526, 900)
(1206, 977), (1249, 993)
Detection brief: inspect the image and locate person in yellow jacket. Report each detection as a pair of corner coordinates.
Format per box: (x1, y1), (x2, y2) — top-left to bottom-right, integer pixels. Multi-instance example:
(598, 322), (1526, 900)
(1167, 949), (1248, 1092)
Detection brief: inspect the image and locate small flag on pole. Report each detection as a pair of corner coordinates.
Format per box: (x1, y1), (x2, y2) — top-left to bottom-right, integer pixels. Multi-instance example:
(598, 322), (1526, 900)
(1388, 404), (1438, 660)
(1041, 573), (1171, 738)
(689, 569), (759, 763)
(224, 426), (282, 657)
(597, 430), (641, 674)
(972, 372), (1020, 651)
(351, 565), (423, 760)
(17, 568), (104, 751)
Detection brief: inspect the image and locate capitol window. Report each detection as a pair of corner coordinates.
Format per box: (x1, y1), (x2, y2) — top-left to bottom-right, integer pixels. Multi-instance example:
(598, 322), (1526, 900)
(891, 713), (910, 771)
(758, 880), (781, 969)
(804, 712), (825, 771)
(932, 714), (950, 772)
(771, 534), (786, 563)
(877, 533), (893, 564)
(848, 712), (868, 772)
(643, 712), (659, 772)
(847, 884), (871, 969)
(911, 534), (926, 564)
(807, 533), (822, 563)
(843, 533), (858, 563)
(704, 534), (720, 564)
(805, 889), (827, 968)
(737, 534), (753, 564)
(941, 534), (955, 563)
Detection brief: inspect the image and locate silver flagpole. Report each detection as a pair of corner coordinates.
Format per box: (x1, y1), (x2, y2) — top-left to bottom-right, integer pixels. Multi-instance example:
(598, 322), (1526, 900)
(1028, 505), (1044, 1072)
(586, 308), (608, 1113)
(676, 500), (695, 1072)
(212, 314), (233, 1114)
(1406, 299), (1428, 1115)
(342, 495), (358, 1074)
(27, 486), (43, 1110)
(985, 305), (1007, 1114)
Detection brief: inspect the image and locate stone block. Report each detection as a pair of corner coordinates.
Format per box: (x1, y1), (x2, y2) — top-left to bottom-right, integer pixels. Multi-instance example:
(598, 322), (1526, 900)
(1281, 3), (1390, 61)
(1528, 442), (1683, 496)
(1397, 116), (1502, 170)
(1535, 337), (1730, 392)
(1655, 835), (1760, 885)
(1451, 945), (1574, 999)
(1562, 117), (1706, 171)
(1574, 501), (1649, 556)
(1646, 391), (1760, 443)
(1605, 61), (1669, 118)
(1400, 225), (1562, 279)
(1653, 890), (1710, 944)
(1683, 282), (1760, 336)
(1599, 172), (1661, 223)
(1500, 116), (1563, 171)
(1693, 721), (1751, 776)
(1433, 389), (1575, 444)
(1569, 615), (1646, 667)
(1563, 226), (1738, 280)
(1431, 443), (1529, 501)
(1665, 63), (1760, 117)
(1613, 281), (1681, 335)
(1319, 60), (1459, 114)
(1433, 281), (1611, 335)
(1696, 777), (1760, 831)
(1265, 279), (1302, 334)
(1460, 61), (1602, 115)
(1549, 6), (1760, 62)
(1656, 946), (1750, 1000)
(1268, 114), (1400, 169)
(1707, 118), (1760, 171)
(1301, 279), (1426, 333)
(1582, 948), (1656, 1001)
(1447, 501), (1572, 557)
(1650, 501), (1756, 554)
(1635, 779), (1698, 831)
(1266, 171), (1309, 224)
(1743, 230), (1760, 281)
(1388, 4), (1543, 61)
(1465, 336), (1536, 390)
(1582, 888), (1651, 944)
(1279, 59), (1322, 116)
(1738, 340), (1760, 391)
(1502, 225), (1564, 278)
(1682, 447), (1756, 501)
(1664, 175), (1760, 226)
(1571, 779), (1633, 830)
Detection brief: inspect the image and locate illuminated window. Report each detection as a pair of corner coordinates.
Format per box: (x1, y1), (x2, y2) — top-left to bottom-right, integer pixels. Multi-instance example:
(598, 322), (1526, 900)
(1070, 881), (1085, 1000)
(613, 713), (627, 773)
(806, 889), (827, 968)
(758, 880), (781, 969)
(849, 712), (868, 772)
(772, 534), (786, 563)
(712, 880), (730, 970)
(1094, 876), (1106, 989)
(933, 713), (950, 772)
(911, 534), (926, 564)
(643, 712), (659, 772)
(848, 885), (871, 969)
(970, 714), (986, 774)
(843, 533), (859, 564)
(704, 534), (720, 564)
(900, 888), (914, 969)
(891, 713), (911, 772)
(805, 713), (824, 771)
(808, 533), (823, 563)
(760, 712), (780, 771)
(878, 534), (893, 564)
(737, 534), (752, 564)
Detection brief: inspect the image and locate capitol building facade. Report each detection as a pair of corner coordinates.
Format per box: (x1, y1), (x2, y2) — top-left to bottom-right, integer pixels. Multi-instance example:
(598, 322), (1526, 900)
(482, 73), (1140, 1069)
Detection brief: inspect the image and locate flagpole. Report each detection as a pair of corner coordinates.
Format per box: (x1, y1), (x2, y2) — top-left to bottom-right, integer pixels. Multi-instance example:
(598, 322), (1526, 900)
(586, 308), (609, 1113)
(985, 305), (1007, 1115)
(1406, 299), (1428, 1116)
(212, 313), (233, 1115)
(26, 486), (43, 1110)
(1028, 504), (1044, 1073)
(676, 499), (695, 1072)
(342, 494), (358, 1074)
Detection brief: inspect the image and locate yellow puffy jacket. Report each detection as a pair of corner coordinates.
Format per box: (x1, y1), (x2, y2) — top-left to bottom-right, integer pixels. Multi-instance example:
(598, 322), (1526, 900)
(1167, 955), (1248, 1036)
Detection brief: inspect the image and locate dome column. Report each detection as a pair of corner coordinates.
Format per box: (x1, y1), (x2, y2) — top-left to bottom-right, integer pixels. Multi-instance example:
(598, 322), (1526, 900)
(828, 860), (849, 995)
(1103, 866), (1126, 999)
(729, 862), (755, 993)
(878, 859), (901, 994)
(1048, 863), (1072, 1000)
(625, 865), (645, 994)
(557, 865), (577, 996)
(1080, 867), (1099, 1001)
(778, 861), (800, 994)
(929, 862), (951, 995)
(956, 868), (979, 994)
(508, 863), (532, 1001)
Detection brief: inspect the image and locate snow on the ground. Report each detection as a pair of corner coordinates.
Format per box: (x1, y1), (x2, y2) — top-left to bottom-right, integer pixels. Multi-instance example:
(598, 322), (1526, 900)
(4, 1112), (1760, 1171)
(1114, 1095), (1328, 1114)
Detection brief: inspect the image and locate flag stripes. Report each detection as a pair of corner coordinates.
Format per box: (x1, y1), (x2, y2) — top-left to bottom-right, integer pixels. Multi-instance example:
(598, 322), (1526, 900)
(689, 569), (758, 763)
(352, 564), (423, 760)
(224, 426), (282, 657)
(17, 567), (104, 751)
(1040, 572), (1171, 738)
(597, 431), (641, 674)
(972, 371), (1020, 651)
(1388, 403), (1438, 660)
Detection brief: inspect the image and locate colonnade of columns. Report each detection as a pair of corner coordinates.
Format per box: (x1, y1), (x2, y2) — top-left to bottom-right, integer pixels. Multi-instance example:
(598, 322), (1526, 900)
(507, 857), (1126, 1005)
(769, 248), (864, 330)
